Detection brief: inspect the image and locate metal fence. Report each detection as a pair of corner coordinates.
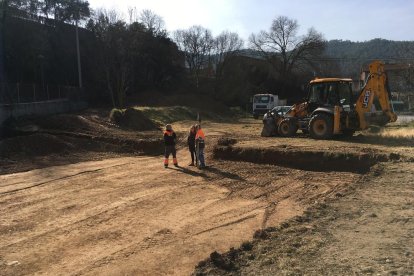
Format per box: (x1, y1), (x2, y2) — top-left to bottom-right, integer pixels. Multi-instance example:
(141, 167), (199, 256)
(0, 83), (83, 104)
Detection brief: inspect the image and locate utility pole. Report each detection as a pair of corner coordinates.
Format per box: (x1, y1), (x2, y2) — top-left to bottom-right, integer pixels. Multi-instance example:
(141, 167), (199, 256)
(75, 3), (82, 89)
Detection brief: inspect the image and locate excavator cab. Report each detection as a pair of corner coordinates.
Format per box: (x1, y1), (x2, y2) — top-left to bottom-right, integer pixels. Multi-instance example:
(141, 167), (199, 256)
(307, 79), (353, 112)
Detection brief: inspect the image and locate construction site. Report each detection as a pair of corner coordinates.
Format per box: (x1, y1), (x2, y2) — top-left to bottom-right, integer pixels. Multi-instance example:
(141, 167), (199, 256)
(1, 1), (414, 275)
(0, 100), (413, 275)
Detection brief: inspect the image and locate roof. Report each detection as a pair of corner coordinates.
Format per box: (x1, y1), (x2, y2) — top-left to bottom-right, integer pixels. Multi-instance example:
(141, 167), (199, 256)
(310, 78), (353, 84)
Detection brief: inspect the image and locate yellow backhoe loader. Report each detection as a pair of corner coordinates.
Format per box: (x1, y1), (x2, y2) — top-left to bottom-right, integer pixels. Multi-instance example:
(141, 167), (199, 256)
(261, 60), (398, 139)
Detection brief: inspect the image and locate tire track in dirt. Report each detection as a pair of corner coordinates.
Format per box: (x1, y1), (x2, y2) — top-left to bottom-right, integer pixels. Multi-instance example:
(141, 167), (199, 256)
(0, 184), (180, 249)
(194, 213), (259, 236)
(0, 163), (131, 195)
(0, 154), (268, 276)
(0, 138), (365, 276)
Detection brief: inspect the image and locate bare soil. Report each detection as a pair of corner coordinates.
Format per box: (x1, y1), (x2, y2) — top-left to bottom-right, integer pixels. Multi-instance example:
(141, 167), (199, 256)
(0, 114), (413, 275)
(193, 162), (414, 275)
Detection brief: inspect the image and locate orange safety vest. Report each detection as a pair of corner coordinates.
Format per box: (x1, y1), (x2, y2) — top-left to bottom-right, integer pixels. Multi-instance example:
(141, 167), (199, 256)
(195, 129), (205, 140)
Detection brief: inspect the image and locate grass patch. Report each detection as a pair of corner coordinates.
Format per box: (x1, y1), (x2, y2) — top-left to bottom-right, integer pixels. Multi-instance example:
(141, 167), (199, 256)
(109, 105), (248, 129)
(109, 108), (124, 123)
(134, 106), (196, 124)
(378, 127), (414, 138)
(134, 106), (237, 125)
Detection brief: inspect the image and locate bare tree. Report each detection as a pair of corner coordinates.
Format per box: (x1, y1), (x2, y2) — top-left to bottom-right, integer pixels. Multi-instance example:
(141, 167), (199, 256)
(173, 25), (214, 87)
(249, 16), (325, 79)
(139, 9), (165, 35)
(213, 30), (244, 78)
(127, 6), (138, 24)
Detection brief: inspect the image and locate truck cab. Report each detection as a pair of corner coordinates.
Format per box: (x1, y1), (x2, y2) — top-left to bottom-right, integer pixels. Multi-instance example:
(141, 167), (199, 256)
(252, 94), (279, 119)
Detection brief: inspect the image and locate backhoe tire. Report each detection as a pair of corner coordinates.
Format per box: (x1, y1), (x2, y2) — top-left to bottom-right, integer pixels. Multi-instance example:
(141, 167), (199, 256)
(309, 113), (334, 140)
(278, 118), (298, 137)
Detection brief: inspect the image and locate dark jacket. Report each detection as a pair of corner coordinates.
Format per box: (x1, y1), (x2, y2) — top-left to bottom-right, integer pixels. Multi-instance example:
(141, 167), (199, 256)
(187, 131), (196, 147)
(164, 130), (176, 146)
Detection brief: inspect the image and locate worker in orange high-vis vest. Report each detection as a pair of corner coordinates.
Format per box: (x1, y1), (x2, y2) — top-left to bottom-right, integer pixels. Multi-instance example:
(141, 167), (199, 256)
(163, 124), (178, 168)
(195, 124), (206, 168)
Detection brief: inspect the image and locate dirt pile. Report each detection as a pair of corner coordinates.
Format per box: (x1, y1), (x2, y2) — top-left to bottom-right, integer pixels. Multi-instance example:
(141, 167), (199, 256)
(0, 133), (75, 158)
(40, 114), (107, 133)
(0, 109), (165, 175)
(2, 113), (112, 137)
(110, 108), (159, 131)
(217, 137), (237, 146)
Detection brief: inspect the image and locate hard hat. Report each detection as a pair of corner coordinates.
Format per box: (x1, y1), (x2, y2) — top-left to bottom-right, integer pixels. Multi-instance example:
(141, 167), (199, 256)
(166, 124), (172, 131)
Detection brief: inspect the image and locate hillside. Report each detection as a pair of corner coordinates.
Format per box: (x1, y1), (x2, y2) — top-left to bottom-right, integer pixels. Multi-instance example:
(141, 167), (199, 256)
(323, 39), (414, 81)
(325, 39), (414, 62)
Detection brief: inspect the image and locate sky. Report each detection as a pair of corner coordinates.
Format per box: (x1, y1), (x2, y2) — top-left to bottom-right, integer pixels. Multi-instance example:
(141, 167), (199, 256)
(87, 0), (414, 42)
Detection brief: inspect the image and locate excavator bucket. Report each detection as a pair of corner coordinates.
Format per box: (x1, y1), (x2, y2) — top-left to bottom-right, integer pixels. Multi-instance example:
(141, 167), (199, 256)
(364, 111), (392, 127)
(261, 116), (278, 136)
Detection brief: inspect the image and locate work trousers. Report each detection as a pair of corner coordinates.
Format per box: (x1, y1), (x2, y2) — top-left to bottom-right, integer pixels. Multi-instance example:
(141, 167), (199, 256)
(189, 145), (195, 164)
(164, 145), (177, 166)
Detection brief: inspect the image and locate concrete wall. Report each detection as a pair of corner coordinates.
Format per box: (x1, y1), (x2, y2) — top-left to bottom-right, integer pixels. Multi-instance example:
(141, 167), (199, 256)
(0, 99), (87, 125)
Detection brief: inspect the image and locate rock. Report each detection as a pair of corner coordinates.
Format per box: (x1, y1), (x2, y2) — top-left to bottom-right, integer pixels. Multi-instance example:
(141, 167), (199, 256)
(389, 153), (401, 160)
(7, 260), (20, 266)
(361, 266), (374, 273)
(253, 229), (269, 240)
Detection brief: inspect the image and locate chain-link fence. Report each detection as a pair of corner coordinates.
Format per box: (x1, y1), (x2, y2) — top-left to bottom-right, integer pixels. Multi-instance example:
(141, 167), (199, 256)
(0, 83), (83, 104)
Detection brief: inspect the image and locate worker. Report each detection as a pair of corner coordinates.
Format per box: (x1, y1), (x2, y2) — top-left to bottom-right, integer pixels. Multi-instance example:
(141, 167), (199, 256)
(195, 124), (206, 168)
(163, 124), (178, 168)
(187, 125), (196, 166)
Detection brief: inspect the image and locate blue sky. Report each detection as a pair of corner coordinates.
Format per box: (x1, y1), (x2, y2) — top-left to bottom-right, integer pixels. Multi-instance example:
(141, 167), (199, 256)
(88, 0), (414, 42)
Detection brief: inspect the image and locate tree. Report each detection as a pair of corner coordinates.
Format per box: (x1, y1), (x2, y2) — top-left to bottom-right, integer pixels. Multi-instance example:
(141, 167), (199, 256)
(213, 30), (243, 78)
(87, 9), (184, 106)
(87, 9), (130, 107)
(7, 0), (39, 14)
(173, 25), (214, 87)
(6, 0), (90, 23)
(249, 16), (325, 80)
(139, 9), (166, 36)
(52, 0), (90, 23)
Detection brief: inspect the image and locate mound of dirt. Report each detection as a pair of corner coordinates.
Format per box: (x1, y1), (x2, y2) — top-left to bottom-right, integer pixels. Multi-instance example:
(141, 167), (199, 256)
(0, 133), (75, 158)
(38, 114), (108, 133)
(217, 137), (237, 146)
(110, 108), (158, 131)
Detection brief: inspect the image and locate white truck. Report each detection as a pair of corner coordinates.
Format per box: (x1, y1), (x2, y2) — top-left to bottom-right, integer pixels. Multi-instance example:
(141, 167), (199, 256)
(252, 93), (287, 119)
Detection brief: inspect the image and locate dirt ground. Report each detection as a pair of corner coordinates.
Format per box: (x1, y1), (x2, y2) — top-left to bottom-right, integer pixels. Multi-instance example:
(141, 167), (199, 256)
(0, 114), (413, 275)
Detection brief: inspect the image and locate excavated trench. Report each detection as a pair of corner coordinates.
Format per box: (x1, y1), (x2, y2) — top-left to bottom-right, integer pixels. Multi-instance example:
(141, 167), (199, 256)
(213, 143), (394, 174)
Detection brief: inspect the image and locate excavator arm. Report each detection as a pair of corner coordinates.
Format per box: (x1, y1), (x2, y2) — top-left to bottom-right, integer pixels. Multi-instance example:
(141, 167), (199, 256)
(355, 61), (398, 129)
